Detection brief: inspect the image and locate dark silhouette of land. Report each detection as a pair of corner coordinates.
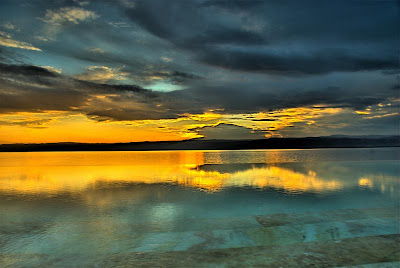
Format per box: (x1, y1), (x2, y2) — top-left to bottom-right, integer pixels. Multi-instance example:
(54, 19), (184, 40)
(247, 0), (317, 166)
(0, 136), (398, 152)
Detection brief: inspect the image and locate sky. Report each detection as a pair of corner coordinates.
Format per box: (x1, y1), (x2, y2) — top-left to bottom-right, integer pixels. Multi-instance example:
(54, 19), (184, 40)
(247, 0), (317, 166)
(0, 0), (399, 143)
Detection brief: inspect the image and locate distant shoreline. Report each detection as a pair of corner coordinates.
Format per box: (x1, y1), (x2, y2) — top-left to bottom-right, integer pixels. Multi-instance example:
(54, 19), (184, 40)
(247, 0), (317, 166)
(0, 136), (398, 152)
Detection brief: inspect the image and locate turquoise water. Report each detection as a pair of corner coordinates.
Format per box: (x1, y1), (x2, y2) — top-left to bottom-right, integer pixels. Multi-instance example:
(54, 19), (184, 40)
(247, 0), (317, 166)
(0, 148), (399, 267)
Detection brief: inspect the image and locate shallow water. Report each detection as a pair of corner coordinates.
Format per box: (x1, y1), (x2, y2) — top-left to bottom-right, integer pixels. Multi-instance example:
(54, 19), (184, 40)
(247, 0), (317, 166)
(0, 148), (399, 267)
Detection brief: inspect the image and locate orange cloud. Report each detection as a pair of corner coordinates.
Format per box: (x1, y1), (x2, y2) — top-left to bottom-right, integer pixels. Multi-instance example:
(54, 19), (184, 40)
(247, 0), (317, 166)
(0, 106), (346, 144)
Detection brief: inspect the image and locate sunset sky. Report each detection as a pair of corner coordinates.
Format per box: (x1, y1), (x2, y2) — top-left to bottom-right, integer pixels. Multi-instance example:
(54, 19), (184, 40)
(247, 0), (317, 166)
(0, 0), (399, 144)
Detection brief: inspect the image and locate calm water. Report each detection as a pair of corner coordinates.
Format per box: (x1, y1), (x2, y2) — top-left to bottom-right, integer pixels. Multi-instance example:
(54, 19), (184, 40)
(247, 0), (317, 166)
(1, 148), (399, 267)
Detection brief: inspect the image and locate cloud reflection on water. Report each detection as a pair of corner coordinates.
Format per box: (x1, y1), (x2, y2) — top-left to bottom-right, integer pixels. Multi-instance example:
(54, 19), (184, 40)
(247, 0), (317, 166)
(0, 150), (398, 196)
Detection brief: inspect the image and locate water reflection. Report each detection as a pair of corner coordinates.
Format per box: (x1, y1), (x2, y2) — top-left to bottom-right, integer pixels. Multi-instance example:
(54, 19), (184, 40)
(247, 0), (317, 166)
(1, 149), (399, 266)
(0, 149), (398, 196)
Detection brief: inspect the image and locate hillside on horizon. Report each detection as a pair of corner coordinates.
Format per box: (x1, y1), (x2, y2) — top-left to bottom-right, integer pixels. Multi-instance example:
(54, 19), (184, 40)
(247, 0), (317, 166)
(1, 135), (398, 152)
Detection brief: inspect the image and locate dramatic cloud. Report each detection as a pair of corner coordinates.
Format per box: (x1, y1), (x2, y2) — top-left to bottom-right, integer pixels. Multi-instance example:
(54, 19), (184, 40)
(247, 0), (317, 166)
(0, 63), (200, 119)
(75, 65), (129, 83)
(0, 32), (41, 51)
(200, 48), (398, 75)
(124, 0), (399, 75)
(0, 63), (56, 77)
(197, 123), (267, 140)
(39, 7), (99, 25)
(143, 70), (203, 85)
(0, 0), (398, 143)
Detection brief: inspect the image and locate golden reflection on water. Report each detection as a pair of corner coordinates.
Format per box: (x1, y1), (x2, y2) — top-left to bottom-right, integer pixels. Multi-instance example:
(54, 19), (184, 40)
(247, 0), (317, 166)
(226, 166), (343, 193)
(359, 178), (373, 189)
(0, 151), (397, 195)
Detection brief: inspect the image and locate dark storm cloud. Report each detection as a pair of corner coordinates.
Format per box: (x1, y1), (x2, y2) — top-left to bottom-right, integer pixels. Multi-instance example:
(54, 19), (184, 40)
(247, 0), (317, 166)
(0, 86), (87, 113)
(0, 62), (64, 88)
(0, 64), (89, 112)
(70, 49), (146, 68)
(171, 79), (395, 114)
(0, 60), (396, 124)
(123, 0), (399, 75)
(123, 0), (265, 46)
(148, 71), (204, 85)
(200, 48), (398, 75)
(0, 0), (398, 136)
(280, 88), (389, 110)
(178, 28), (266, 48)
(0, 63), (57, 77)
(104, 84), (151, 94)
(0, 63), (201, 118)
(169, 71), (203, 80)
(116, 0), (398, 115)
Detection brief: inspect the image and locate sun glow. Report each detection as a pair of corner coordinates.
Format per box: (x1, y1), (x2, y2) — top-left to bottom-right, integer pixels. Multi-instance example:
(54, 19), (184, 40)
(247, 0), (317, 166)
(0, 106), (345, 144)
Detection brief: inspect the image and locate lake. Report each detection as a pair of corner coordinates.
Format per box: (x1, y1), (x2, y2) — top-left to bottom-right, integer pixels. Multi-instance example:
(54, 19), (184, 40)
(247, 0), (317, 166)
(0, 148), (399, 267)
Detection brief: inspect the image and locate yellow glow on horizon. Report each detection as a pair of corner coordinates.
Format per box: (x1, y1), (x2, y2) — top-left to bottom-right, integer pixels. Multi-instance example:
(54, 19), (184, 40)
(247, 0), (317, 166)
(0, 106), (345, 144)
(0, 113), (189, 144)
